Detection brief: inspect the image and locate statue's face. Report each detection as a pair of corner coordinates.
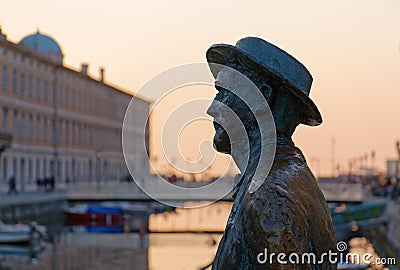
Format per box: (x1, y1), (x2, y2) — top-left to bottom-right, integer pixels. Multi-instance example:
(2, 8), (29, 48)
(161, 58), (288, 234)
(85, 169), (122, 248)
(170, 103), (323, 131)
(207, 68), (259, 154)
(207, 88), (237, 154)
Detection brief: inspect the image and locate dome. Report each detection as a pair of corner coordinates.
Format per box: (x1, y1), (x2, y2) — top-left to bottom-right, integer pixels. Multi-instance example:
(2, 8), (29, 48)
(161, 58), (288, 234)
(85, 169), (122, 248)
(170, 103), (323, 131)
(19, 30), (63, 64)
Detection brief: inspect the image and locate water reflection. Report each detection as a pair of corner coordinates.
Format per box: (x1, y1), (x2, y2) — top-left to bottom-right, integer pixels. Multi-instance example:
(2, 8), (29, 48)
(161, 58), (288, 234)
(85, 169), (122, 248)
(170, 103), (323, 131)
(0, 201), (395, 270)
(348, 237), (390, 270)
(0, 202), (231, 270)
(149, 201), (231, 232)
(148, 233), (222, 270)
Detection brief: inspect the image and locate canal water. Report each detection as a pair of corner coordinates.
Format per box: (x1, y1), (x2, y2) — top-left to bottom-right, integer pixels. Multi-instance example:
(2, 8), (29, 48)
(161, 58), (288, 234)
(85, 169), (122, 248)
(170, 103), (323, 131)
(0, 201), (394, 270)
(0, 201), (231, 270)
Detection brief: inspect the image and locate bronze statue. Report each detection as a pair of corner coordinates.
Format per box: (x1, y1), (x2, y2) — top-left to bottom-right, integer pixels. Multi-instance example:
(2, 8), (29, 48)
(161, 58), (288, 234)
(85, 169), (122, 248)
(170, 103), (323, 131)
(206, 37), (337, 269)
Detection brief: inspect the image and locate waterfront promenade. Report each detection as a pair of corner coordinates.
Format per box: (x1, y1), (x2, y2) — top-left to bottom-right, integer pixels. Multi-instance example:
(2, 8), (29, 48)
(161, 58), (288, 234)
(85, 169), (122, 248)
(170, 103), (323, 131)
(1, 180), (399, 254)
(0, 191), (66, 207)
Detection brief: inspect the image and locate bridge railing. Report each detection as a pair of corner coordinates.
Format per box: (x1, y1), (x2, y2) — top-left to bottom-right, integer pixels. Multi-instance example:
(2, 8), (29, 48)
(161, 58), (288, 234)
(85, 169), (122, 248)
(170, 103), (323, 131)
(67, 176), (235, 201)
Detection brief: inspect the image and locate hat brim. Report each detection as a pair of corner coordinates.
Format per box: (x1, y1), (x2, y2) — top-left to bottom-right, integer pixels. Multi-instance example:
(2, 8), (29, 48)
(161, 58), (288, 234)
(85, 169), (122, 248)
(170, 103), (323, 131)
(206, 44), (322, 126)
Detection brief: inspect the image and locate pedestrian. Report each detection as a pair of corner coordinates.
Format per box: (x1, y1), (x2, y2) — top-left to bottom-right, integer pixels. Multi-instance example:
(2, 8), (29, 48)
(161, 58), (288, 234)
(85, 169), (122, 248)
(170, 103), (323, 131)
(50, 176), (55, 191)
(7, 176), (18, 195)
(44, 177), (49, 192)
(36, 178), (41, 192)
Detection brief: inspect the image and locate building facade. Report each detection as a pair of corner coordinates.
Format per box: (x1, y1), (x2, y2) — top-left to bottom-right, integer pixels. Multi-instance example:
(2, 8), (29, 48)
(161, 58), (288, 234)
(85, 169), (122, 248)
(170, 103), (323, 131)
(0, 28), (150, 192)
(387, 160), (400, 178)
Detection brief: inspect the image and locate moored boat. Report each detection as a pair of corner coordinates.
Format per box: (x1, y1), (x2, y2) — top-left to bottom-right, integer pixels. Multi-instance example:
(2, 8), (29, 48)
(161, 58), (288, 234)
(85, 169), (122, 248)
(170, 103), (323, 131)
(0, 221), (46, 245)
(0, 231), (32, 245)
(63, 203), (125, 224)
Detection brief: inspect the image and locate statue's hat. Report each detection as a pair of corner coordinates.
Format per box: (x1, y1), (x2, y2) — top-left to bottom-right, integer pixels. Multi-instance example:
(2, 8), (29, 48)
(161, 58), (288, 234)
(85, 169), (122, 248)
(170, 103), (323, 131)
(206, 37), (322, 126)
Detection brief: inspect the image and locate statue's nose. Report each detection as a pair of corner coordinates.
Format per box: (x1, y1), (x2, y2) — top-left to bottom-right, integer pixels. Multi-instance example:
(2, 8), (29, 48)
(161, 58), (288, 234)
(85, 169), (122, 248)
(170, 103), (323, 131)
(207, 100), (219, 117)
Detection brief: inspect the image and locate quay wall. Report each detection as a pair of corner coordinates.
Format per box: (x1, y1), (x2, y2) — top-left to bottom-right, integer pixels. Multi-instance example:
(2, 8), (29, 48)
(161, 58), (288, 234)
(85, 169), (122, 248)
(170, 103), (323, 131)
(0, 193), (66, 223)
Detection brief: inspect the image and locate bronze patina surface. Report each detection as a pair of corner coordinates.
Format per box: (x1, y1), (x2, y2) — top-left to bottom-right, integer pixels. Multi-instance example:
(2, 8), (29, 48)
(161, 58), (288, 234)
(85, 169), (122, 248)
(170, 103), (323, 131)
(206, 37), (337, 269)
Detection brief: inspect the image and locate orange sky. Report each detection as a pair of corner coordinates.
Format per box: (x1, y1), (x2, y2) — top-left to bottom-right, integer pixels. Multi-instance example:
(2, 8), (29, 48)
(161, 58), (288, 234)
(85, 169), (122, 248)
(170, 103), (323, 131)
(1, 0), (400, 177)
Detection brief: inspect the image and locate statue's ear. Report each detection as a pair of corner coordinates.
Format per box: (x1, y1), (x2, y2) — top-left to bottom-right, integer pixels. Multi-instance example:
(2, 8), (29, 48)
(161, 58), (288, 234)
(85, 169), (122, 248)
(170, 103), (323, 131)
(259, 84), (275, 105)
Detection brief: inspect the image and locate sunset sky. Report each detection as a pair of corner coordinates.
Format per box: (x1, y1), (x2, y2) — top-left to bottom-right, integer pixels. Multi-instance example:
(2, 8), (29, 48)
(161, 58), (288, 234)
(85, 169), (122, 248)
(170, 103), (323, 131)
(1, 0), (399, 177)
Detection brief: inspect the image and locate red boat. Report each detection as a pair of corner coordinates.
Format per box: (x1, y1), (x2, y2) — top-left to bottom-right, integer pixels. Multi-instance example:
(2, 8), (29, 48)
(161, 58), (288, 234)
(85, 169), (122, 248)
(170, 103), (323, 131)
(63, 204), (125, 225)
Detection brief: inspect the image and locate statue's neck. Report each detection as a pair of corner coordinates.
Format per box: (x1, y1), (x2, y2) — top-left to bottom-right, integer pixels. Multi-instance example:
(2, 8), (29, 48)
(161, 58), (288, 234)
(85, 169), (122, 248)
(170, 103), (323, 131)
(276, 136), (294, 146)
(232, 135), (293, 174)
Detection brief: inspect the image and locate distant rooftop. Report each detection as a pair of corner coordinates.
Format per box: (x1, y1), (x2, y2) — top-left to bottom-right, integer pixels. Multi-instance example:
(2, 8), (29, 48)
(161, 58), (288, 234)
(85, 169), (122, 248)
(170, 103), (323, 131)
(19, 29), (63, 64)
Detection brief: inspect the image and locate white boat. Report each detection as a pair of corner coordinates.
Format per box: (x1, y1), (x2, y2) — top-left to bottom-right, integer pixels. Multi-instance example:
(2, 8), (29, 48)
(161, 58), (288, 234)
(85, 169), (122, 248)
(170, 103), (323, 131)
(0, 243), (43, 256)
(0, 231), (31, 245)
(0, 221), (46, 245)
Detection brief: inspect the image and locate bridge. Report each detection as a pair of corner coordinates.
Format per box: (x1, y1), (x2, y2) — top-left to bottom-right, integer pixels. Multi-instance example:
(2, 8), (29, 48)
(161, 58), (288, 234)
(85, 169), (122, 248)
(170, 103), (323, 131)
(66, 177), (365, 203)
(66, 176), (235, 202)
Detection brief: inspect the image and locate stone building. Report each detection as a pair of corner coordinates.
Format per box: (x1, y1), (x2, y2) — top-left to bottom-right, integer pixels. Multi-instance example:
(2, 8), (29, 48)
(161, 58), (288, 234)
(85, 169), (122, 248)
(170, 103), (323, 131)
(0, 28), (150, 192)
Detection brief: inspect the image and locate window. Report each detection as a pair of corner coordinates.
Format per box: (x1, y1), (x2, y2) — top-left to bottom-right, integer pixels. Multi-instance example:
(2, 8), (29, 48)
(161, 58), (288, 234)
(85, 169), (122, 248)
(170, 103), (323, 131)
(51, 82), (55, 103)
(20, 113), (25, 137)
(43, 117), (48, 140)
(89, 160), (93, 179)
(71, 89), (75, 108)
(36, 78), (41, 99)
(2, 65), (8, 90)
(65, 87), (69, 106)
(58, 86), (63, 105)
(51, 119), (55, 142)
(12, 69), (17, 92)
(28, 75), (33, 97)
(71, 122), (75, 145)
(20, 72), (25, 96)
(58, 119), (63, 142)
(2, 107), (8, 132)
(13, 109), (18, 136)
(43, 80), (48, 101)
(28, 114), (33, 139)
(65, 121), (69, 145)
(36, 115), (41, 140)
(77, 123), (81, 145)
